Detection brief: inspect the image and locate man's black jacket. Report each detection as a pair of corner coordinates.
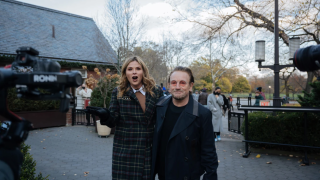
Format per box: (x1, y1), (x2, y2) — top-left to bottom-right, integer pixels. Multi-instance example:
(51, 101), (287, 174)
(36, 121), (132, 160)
(151, 95), (218, 180)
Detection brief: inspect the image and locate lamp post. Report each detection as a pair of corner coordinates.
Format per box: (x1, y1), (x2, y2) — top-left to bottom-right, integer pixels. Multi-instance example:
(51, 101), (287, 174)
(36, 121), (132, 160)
(255, 0), (300, 107)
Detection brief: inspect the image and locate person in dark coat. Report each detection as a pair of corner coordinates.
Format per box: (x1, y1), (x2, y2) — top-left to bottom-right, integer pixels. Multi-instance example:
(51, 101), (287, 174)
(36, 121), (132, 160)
(221, 93), (230, 116)
(257, 87), (266, 100)
(107, 56), (163, 180)
(151, 66), (218, 180)
(198, 88), (209, 108)
(254, 90), (264, 106)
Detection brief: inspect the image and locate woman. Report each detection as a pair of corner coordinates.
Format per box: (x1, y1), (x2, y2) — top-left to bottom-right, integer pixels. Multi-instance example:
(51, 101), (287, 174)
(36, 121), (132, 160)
(207, 87), (224, 141)
(254, 90), (264, 106)
(107, 56), (163, 180)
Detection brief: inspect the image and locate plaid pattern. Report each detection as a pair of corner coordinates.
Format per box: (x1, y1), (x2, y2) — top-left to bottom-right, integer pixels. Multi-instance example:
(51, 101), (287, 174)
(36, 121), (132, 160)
(109, 85), (163, 180)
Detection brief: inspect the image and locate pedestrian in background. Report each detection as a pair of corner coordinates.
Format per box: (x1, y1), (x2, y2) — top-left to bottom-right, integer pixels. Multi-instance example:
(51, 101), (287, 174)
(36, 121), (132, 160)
(198, 88), (209, 108)
(193, 90), (199, 101)
(254, 90), (264, 106)
(221, 93), (230, 117)
(208, 87), (224, 142)
(257, 87), (266, 100)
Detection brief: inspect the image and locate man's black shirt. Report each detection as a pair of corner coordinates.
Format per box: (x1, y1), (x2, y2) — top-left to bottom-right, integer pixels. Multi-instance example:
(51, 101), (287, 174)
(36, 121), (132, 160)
(156, 99), (186, 179)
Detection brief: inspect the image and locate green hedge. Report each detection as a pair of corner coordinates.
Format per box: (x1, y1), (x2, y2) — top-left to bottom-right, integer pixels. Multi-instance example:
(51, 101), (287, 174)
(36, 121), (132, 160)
(7, 88), (60, 112)
(20, 143), (49, 180)
(241, 111), (320, 152)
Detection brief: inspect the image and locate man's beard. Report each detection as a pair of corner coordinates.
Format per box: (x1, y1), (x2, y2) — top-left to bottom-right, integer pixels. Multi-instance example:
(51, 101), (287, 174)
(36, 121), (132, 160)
(172, 91), (188, 100)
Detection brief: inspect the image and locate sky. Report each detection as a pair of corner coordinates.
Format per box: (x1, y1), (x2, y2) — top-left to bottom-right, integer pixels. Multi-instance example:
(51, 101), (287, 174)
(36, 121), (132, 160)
(17, 0), (189, 42)
(15, 0), (298, 78)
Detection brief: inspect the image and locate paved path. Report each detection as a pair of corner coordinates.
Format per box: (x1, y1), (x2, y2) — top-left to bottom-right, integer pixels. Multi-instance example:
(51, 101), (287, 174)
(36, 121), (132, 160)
(25, 115), (320, 180)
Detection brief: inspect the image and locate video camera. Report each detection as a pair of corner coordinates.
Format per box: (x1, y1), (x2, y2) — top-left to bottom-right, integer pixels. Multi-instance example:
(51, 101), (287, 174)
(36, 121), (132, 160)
(0, 47), (82, 149)
(294, 45), (320, 71)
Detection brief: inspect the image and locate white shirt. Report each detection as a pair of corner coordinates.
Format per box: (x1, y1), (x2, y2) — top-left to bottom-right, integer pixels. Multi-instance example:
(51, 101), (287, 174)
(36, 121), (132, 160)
(131, 85), (146, 96)
(78, 88), (93, 98)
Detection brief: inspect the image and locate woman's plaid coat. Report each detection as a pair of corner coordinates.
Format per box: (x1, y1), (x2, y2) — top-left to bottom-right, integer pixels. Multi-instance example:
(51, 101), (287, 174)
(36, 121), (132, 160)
(108, 85), (163, 180)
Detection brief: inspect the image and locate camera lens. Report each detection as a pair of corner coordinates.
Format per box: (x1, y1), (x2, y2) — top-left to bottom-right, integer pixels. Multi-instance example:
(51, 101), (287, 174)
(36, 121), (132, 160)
(294, 45), (320, 71)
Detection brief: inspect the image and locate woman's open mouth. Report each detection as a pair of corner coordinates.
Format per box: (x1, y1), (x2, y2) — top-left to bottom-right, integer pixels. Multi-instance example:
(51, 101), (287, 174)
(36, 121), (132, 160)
(132, 76), (138, 82)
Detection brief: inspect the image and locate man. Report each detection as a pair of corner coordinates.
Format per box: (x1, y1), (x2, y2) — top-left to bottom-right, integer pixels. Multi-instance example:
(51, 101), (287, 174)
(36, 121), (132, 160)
(198, 88), (209, 108)
(151, 66), (218, 180)
(208, 87), (224, 141)
(192, 90), (199, 101)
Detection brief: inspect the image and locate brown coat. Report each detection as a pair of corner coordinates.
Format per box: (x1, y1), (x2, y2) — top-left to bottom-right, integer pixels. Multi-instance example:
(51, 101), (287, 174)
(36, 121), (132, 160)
(198, 92), (209, 105)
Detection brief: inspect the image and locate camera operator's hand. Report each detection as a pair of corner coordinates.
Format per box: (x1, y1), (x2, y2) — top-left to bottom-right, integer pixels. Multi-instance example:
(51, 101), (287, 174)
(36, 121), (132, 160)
(0, 147), (23, 180)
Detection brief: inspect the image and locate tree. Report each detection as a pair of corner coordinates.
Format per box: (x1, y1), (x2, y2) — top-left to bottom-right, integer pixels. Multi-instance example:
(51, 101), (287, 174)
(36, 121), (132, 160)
(216, 77), (232, 92)
(248, 76), (266, 93)
(97, 0), (145, 65)
(132, 42), (168, 85)
(83, 66), (119, 108)
(171, 0), (320, 94)
(280, 67), (295, 97)
(232, 75), (251, 93)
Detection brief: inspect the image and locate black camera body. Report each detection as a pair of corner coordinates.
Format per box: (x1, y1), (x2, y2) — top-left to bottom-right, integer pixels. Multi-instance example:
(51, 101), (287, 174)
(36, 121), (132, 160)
(12, 47), (61, 73)
(0, 47), (83, 149)
(294, 45), (320, 72)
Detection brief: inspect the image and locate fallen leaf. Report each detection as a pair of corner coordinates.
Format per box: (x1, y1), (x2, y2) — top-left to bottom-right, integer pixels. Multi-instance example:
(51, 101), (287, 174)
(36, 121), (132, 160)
(256, 154), (261, 158)
(74, 174), (77, 176)
(41, 141), (43, 143)
(84, 172), (89, 174)
(311, 162), (316, 165)
(300, 164), (306, 166)
(218, 160), (220, 163)
(299, 159), (302, 162)
(266, 162), (272, 164)
(287, 159), (291, 160)
(63, 174), (65, 176)
(43, 147), (46, 149)
(289, 155), (293, 157)
(84, 175), (87, 177)
(43, 139), (45, 141)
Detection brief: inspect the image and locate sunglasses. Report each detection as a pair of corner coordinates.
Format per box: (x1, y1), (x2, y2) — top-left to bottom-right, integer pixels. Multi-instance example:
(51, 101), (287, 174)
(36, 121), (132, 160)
(170, 80), (187, 87)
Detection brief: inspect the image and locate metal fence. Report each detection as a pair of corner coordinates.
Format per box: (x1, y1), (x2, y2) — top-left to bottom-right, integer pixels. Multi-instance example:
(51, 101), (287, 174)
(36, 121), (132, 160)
(72, 109), (96, 126)
(228, 111), (244, 134)
(238, 106), (320, 166)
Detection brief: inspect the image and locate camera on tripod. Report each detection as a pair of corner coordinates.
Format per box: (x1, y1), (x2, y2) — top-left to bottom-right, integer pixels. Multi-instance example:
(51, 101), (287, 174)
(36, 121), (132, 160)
(0, 46), (82, 149)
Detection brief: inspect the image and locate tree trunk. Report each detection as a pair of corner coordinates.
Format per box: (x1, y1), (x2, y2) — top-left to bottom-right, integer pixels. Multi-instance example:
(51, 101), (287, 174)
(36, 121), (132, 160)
(305, 71), (314, 96)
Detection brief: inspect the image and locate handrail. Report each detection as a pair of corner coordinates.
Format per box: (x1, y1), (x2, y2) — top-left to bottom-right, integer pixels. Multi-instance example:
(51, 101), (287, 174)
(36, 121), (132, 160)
(239, 105), (320, 112)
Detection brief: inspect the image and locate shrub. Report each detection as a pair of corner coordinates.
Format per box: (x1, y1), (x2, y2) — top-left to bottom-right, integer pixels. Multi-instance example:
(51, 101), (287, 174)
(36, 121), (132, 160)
(241, 111), (320, 152)
(298, 81), (320, 107)
(90, 87), (112, 108)
(7, 88), (60, 112)
(20, 143), (49, 180)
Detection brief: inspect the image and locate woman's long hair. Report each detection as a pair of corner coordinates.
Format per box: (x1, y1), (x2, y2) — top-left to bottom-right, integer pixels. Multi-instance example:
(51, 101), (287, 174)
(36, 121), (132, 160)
(118, 56), (156, 97)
